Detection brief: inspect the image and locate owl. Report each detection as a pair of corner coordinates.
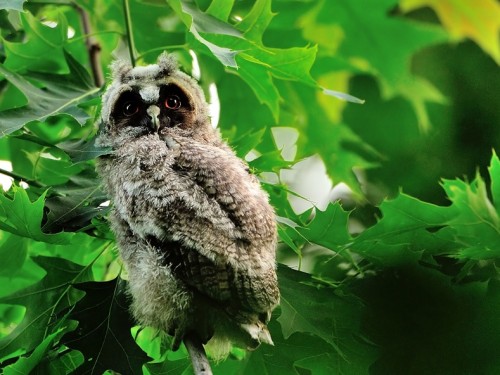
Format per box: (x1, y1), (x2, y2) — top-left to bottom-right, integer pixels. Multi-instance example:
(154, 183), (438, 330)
(95, 53), (279, 355)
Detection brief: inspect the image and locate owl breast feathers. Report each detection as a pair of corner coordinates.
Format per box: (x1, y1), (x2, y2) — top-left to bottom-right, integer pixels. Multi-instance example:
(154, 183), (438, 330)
(96, 53), (280, 354)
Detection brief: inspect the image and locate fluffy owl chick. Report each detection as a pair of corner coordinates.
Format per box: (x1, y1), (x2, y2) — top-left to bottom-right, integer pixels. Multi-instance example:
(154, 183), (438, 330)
(96, 53), (279, 355)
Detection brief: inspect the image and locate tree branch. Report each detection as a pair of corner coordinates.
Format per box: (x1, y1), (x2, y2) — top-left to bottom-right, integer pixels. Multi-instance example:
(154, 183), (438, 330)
(122, 0), (136, 67)
(184, 334), (213, 375)
(76, 4), (104, 87)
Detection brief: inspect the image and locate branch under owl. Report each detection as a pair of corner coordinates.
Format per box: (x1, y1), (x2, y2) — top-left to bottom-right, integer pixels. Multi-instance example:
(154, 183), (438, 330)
(184, 334), (213, 375)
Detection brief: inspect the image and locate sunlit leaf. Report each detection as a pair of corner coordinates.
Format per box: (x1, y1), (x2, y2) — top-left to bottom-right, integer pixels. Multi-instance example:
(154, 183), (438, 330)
(400, 0), (500, 64)
(300, 0), (448, 129)
(3, 12), (68, 73)
(166, 0), (242, 67)
(1, 0), (26, 11)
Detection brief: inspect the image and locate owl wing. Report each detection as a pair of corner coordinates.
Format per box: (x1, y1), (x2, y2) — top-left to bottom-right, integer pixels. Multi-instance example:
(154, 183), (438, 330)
(147, 235), (278, 316)
(145, 138), (279, 315)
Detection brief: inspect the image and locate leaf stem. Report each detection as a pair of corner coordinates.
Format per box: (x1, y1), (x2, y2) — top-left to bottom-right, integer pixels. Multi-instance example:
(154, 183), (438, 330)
(122, 0), (136, 67)
(0, 168), (43, 188)
(76, 4), (104, 87)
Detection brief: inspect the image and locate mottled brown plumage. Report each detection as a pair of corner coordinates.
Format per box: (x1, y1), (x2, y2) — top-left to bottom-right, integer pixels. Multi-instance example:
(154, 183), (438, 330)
(96, 53), (279, 354)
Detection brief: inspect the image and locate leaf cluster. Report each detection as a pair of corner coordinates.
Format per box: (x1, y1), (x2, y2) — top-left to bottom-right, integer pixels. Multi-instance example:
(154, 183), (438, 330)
(0, 0), (499, 374)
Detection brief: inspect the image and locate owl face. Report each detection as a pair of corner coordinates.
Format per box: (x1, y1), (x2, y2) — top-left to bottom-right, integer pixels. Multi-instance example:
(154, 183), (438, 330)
(111, 82), (193, 133)
(98, 53), (210, 147)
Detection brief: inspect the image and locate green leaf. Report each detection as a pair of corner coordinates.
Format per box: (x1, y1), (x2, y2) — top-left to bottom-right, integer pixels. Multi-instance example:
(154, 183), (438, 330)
(3, 12), (68, 73)
(237, 0), (275, 43)
(44, 169), (108, 233)
(206, 0), (235, 21)
(57, 136), (112, 163)
(0, 256), (93, 361)
(400, 0), (500, 64)
(166, 0), (242, 67)
(489, 150), (500, 215)
(6, 136), (84, 186)
(236, 58), (280, 121)
(249, 149), (291, 173)
(277, 265), (377, 368)
(237, 44), (317, 86)
(229, 127), (266, 159)
(3, 329), (63, 375)
(0, 186), (73, 244)
(63, 279), (151, 375)
(441, 172), (500, 260)
(0, 51), (99, 136)
(300, 0), (448, 130)
(298, 202), (352, 250)
(0, 234), (28, 277)
(352, 193), (457, 265)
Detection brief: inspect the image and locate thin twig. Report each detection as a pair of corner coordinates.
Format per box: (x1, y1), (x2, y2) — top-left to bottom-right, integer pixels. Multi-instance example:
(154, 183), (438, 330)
(184, 334), (213, 375)
(122, 0), (136, 66)
(0, 168), (43, 188)
(76, 4), (104, 87)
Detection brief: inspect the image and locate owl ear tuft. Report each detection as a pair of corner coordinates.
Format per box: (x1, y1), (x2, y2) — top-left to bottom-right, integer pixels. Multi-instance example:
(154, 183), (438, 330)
(110, 60), (132, 82)
(157, 52), (178, 74)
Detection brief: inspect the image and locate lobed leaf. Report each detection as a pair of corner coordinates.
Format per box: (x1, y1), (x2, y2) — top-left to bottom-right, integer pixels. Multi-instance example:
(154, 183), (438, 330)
(277, 265), (377, 369)
(297, 202), (352, 251)
(0, 256), (93, 361)
(0, 186), (73, 244)
(63, 278), (151, 375)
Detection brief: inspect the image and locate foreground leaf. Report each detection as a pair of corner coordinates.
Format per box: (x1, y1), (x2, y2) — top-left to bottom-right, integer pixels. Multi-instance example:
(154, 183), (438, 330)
(0, 256), (93, 361)
(3, 329), (62, 375)
(0, 186), (73, 244)
(63, 279), (151, 375)
(277, 265), (375, 362)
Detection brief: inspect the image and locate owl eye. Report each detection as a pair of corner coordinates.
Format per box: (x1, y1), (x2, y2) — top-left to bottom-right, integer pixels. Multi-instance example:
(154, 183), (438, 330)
(165, 95), (181, 110)
(123, 102), (139, 116)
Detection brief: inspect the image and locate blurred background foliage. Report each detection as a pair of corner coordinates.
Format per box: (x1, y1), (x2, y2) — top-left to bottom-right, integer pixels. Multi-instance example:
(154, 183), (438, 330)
(0, 0), (499, 374)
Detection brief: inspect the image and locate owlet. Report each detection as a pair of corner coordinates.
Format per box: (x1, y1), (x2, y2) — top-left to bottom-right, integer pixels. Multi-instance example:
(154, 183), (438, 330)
(96, 53), (279, 355)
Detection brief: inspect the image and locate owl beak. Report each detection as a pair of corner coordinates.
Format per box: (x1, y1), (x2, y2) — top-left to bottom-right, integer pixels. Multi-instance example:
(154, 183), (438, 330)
(146, 105), (161, 131)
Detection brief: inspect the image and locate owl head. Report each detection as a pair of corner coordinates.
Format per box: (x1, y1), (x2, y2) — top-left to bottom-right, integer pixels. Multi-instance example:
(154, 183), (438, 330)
(97, 53), (211, 148)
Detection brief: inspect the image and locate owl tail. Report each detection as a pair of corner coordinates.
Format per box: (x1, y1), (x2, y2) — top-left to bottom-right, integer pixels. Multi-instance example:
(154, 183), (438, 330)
(204, 313), (274, 360)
